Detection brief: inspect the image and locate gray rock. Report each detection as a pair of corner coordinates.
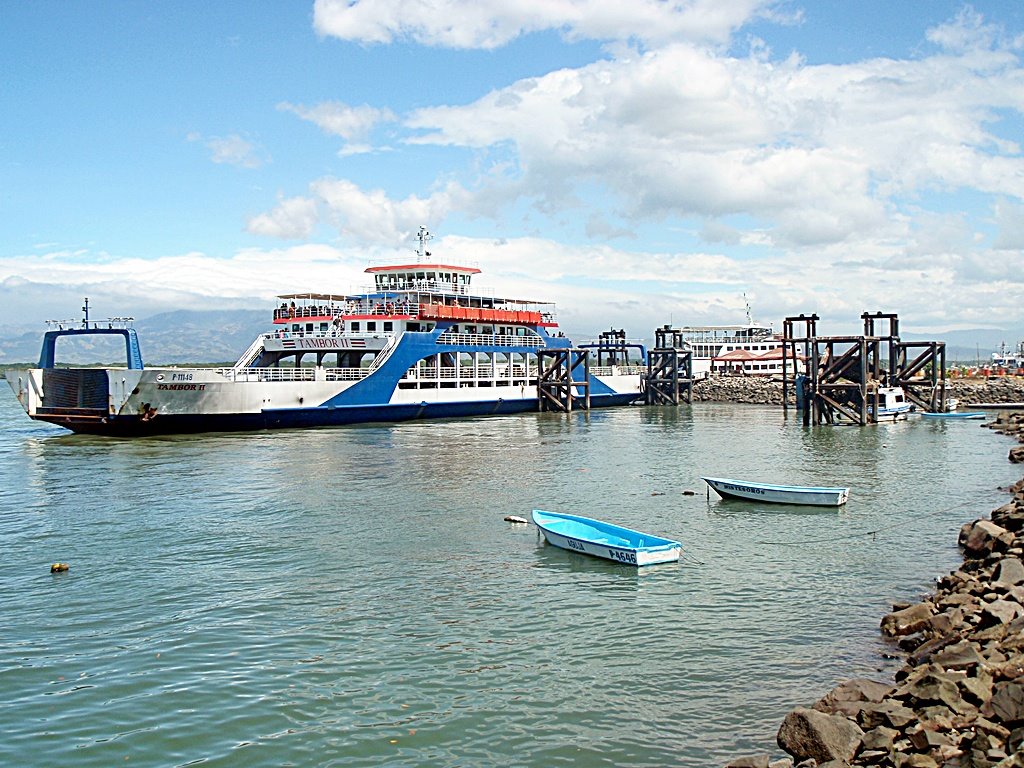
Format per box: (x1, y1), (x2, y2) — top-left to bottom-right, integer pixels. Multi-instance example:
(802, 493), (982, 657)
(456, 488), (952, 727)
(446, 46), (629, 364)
(859, 700), (918, 730)
(858, 725), (897, 753)
(931, 639), (986, 669)
(961, 519), (1010, 556)
(908, 632), (960, 666)
(908, 725), (953, 750)
(991, 681), (1024, 724)
(994, 557), (1024, 587)
(776, 707), (863, 764)
(725, 756), (770, 768)
(961, 669), (995, 706)
(813, 678), (893, 715)
(983, 598), (1024, 626)
(881, 602), (935, 637)
(896, 671), (964, 711)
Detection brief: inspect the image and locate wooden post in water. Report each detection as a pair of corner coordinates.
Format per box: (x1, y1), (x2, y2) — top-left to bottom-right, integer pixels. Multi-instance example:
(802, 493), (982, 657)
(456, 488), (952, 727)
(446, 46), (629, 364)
(782, 313), (817, 416)
(893, 340), (948, 412)
(537, 348), (590, 412)
(644, 325), (693, 405)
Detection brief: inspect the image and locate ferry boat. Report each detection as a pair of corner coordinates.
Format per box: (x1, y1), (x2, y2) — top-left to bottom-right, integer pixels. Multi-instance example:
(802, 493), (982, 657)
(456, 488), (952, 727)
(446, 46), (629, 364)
(4, 228), (647, 436)
(679, 320), (801, 377)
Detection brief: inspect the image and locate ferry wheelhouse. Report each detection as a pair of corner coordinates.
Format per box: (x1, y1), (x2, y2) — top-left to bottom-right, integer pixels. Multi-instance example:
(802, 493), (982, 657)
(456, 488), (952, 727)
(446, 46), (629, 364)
(5, 229), (646, 436)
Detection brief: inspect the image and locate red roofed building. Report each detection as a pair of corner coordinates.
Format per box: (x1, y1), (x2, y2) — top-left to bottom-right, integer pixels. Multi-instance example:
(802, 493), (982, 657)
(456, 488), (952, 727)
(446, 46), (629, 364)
(712, 346), (806, 376)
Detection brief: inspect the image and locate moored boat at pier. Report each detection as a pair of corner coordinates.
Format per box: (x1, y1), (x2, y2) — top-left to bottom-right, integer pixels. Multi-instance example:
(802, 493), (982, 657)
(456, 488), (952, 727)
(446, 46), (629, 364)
(870, 386), (913, 421)
(4, 228), (647, 436)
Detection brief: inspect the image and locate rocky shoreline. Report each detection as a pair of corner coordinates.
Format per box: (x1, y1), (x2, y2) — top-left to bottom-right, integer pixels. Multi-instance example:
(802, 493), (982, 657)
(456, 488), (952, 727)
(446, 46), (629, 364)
(693, 376), (1024, 408)
(719, 381), (1024, 768)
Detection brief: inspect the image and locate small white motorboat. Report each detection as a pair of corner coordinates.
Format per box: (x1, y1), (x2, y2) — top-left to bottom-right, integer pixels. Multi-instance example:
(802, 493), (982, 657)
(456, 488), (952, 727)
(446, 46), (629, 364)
(870, 386), (912, 421)
(702, 477), (850, 507)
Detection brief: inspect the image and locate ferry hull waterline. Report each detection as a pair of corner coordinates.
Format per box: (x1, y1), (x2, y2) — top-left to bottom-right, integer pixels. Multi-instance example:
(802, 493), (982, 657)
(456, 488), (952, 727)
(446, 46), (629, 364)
(5, 229), (646, 437)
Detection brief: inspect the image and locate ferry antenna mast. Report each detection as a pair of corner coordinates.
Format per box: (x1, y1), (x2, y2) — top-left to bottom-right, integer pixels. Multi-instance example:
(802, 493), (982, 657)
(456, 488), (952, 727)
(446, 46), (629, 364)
(415, 225), (432, 263)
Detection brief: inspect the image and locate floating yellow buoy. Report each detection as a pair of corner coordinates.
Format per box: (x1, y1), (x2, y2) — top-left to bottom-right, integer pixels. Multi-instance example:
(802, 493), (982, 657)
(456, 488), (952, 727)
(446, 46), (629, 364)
(50, 563), (69, 573)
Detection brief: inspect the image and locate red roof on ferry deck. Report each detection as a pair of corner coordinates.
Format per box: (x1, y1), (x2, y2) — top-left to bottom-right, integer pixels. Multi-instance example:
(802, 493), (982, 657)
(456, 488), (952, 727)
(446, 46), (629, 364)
(365, 264), (481, 274)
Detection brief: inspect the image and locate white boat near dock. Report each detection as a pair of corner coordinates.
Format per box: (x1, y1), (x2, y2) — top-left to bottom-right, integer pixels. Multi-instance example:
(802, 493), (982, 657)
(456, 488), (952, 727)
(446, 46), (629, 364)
(870, 386), (912, 422)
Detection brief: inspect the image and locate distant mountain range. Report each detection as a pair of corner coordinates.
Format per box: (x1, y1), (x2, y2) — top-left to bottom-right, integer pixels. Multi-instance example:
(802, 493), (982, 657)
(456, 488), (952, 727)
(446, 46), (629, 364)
(0, 310), (268, 365)
(0, 310), (1019, 366)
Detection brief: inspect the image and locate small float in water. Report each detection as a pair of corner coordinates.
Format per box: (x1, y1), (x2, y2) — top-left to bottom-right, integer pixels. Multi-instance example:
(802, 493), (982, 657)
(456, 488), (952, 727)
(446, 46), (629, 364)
(531, 509), (681, 566)
(702, 477), (850, 507)
(921, 411), (987, 420)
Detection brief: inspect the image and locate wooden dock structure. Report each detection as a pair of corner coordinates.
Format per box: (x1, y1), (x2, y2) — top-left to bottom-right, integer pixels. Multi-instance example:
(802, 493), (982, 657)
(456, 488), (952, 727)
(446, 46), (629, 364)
(643, 325), (694, 405)
(783, 311), (948, 425)
(537, 348), (591, 412)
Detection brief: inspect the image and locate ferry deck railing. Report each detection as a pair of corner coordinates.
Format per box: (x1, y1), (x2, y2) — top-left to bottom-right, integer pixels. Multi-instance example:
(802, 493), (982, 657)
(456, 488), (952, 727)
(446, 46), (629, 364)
(210, 363), (639, 384)
(274, 295), (553, 322)
(435, 332), (545, 348)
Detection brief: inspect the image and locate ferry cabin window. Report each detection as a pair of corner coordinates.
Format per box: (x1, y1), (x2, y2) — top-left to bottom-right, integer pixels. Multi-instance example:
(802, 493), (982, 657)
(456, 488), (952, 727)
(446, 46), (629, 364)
(367, 322), (377, 332)
(383, 322), (393, 332)
(306, 323), (314, 333)
(320, 323), (329, 333)
(292, 324), (301, 332)
(351, 322), (360, 332)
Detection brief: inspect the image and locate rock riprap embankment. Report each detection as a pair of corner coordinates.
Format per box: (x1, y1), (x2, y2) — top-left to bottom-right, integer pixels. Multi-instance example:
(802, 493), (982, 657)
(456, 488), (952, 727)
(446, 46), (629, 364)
(727, 411), (1024, 768)
(692, 376), (1024, 408)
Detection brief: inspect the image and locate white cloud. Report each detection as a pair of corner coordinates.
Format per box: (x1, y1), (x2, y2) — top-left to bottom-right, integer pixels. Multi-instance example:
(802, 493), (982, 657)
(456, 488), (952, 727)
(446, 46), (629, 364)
(311, 178), (463, 243)
(246, 196), (320, 239)
(277, 100), (396, 140)
(188, 132), (267, 168)
(312, 0), (786, 49)
(1, 233), (1021, 338)
(398, 13), (1024, 249)
(993, 199), (1024, 250)
(0, 246), (370, 328)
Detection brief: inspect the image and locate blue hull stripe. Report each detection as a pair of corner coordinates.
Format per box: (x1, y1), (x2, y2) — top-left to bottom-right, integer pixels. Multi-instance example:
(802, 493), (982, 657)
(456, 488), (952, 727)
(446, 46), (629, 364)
(42, 393), (639, 436)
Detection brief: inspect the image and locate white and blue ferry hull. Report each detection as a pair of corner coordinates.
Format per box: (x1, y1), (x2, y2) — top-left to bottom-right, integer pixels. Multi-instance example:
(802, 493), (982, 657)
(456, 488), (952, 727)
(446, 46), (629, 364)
(5, 364), (640, 436)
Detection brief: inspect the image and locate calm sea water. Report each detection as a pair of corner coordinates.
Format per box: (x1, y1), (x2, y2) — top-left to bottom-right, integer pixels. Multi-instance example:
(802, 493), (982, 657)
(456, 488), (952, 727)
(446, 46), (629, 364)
(1, 393), (1020, 767)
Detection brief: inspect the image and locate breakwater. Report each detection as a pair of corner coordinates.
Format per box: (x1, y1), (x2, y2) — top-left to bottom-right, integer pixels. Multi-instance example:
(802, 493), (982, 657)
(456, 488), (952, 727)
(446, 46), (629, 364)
(726, 403), (1024, 767)
(693, 376), (1024, 407)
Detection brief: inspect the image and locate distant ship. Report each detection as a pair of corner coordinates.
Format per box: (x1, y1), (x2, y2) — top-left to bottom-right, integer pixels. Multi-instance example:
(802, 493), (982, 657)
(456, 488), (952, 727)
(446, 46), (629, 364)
(677, 301), (803, 377)
(992, 340), (1024, 370)
(5, 228), (646, 436)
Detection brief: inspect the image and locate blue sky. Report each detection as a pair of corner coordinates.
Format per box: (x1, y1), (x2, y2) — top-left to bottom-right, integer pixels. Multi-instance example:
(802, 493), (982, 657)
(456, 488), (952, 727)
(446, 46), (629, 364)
(2, 1), (1022, 339)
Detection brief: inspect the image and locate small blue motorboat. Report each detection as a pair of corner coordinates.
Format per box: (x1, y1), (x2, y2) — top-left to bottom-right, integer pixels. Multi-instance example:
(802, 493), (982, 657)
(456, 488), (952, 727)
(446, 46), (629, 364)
(702, 477), (850, 506)
(531, 509), (681, 566)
